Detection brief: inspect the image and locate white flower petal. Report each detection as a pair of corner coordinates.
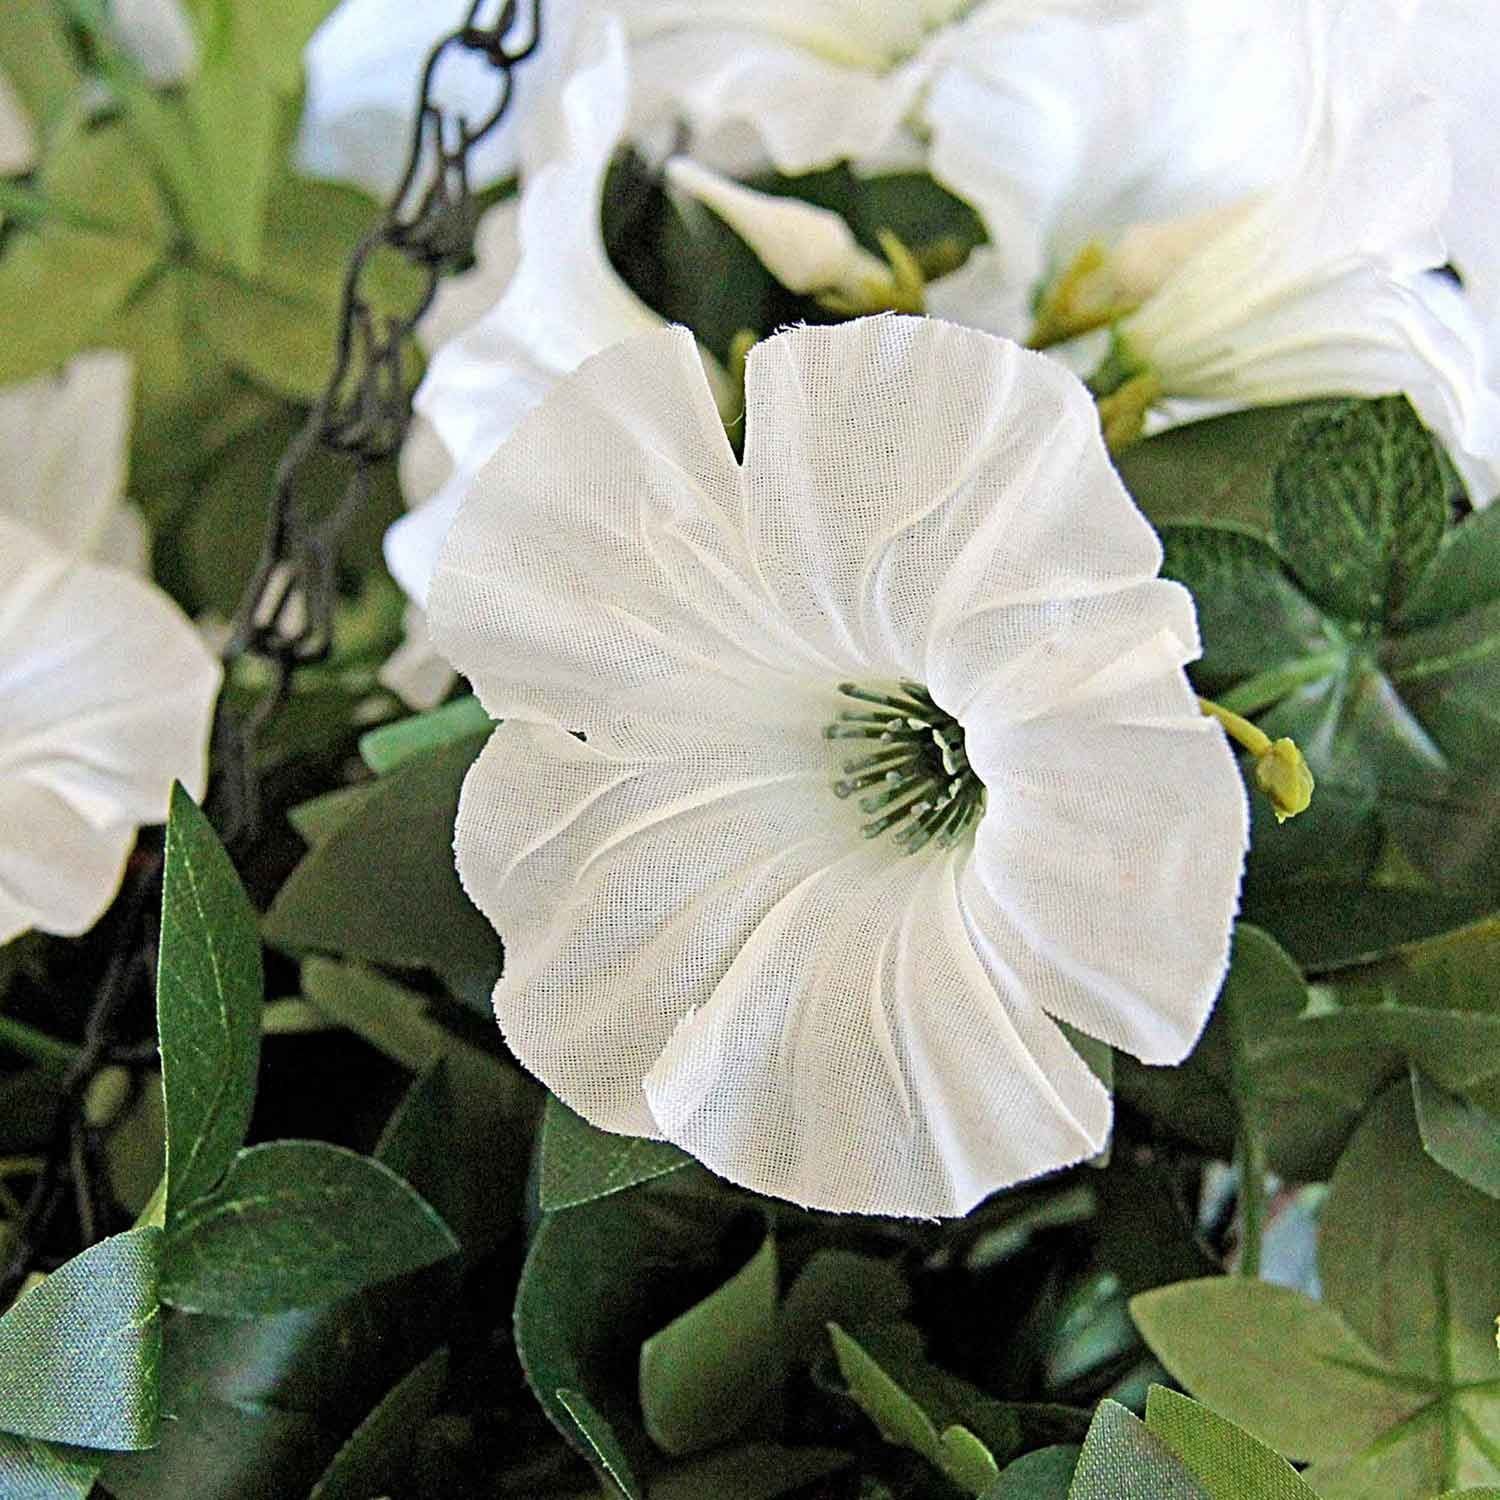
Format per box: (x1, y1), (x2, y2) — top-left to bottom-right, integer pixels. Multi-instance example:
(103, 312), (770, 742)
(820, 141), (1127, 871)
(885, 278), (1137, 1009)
(457, 718), (852, 1136)
(0, 518), (221, 940)
(739, 316), (1174, 699)
(0, 353), (140, 565)
(644, 838), (1109, 1216)
(964, 673), (1246, 1065)
(430, 326), (837, 747)
(109, 0), (198, 86)
(0, 66), (35, 177)
(665, 156), (891, 300)
(295, 0), (572, 198)
(410, 12), (658, 475)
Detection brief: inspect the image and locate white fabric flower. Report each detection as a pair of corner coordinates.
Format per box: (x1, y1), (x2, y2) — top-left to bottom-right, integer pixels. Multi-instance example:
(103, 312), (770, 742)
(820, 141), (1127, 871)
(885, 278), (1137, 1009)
(428, 317), (1247, 1217)
(924, 0), (1500, 500)
(0, 355), (219, 942)
(0, 353), (147, 572)
(0, 66), (35, 177)
(296, 0), (575, 199)
(0, 518), (220, 942)
(109, 0), (198, 86)
(617, 0), (1141, 177)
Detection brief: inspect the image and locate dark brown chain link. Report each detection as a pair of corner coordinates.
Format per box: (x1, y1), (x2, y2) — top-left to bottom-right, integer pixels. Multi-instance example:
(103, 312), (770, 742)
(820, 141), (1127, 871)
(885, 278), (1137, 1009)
(212, 0), (543, 844)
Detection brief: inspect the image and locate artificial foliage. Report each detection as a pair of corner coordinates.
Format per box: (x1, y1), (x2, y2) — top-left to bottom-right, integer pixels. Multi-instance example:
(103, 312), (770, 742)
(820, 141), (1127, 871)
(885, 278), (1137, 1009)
(2, 0), (1500, 1498)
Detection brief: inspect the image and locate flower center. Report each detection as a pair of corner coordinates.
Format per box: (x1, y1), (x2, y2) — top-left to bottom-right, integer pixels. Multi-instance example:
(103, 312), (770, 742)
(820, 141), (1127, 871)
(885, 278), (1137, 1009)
(824, 681), (985, 854)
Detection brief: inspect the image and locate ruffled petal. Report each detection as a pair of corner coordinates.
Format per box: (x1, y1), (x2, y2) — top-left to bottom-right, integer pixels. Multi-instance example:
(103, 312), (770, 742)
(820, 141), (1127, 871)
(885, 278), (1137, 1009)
(739, 316), (1173, 700)
(963, 673), (1247, 1065)
(643, 836), (1109, 1216)
(0, 354), (137, 562)
(456, 719), (852, 1136)
(429, 325), (839, 750)
(0, 519), (221, 939)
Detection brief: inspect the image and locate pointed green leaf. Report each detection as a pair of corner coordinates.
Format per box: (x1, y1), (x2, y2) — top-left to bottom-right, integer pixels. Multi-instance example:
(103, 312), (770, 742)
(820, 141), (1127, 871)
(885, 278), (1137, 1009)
(0, 1432), (99, 1500)
(264, 734), (501, 1009)
(158, 782), (263, 1219)
(829, 1323), (1000, 1496)
(1413, 1067), (1500, 1198)
(648, 1442), (851, 1500)
(989, 1444), (1079, 1498)
(0, 1227), (162, 1449)
(1144, 1387), (1316, 1498)
(1313, 1083), (1500, 1494)
(539, 1095), (691, 1211)
(640, 1233), (782, 1456)
(308, 1347), (449, 1500)
(557, 1389), (642, 1500)
(359, 696), (494, 774)
(1158, 523), (1337, 696)
(1067, 1400), (1209, 1500)
(1129, 1279), (1416, 1464)
(1272, 396), (1448, 623)
(1398, 502), (1500, 626)
(160, 1141), (458, 1316)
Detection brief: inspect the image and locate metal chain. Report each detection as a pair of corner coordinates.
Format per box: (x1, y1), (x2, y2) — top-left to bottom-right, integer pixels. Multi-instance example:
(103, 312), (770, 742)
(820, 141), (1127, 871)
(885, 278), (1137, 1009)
(0, 1), (542, 1303)
(212, 0), (543, 844)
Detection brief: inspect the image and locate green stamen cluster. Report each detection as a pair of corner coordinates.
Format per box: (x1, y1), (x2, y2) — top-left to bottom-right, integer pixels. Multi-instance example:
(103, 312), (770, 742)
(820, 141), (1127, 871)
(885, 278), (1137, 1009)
(824, 681), (985, 854)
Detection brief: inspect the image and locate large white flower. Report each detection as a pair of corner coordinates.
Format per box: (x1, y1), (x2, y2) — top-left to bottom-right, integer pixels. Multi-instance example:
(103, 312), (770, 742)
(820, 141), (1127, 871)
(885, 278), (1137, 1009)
(296, 0), (575, 199)
(617, 0), (1141, 176)
(0, 356), (220, 942)
(109, 0), (198, 86)
(928, 0), (1500, 497)
(427, 317), (1247, 1217)
(382, 11), (696, 706)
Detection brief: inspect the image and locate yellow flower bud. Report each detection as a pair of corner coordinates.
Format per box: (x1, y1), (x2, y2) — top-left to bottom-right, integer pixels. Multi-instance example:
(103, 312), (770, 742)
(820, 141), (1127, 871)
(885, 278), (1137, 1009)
(1253, 738), (1315, 823)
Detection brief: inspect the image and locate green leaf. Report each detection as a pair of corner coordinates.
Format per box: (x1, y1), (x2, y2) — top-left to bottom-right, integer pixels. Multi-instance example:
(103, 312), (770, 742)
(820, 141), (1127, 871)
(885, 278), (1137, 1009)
(0, 0), (83, 143)
(157, 782), (263, 1220)
(359, 696), (494, 775)
(194, 265), (341, 400)
(780, 1249), (911, 1363)
(1129, 1279), (1416, 1465)
(264, 734), (502, 1009)
(0, 1226), (163, 1449)
(557, 1389), (642, 1500)
(538, 1094), (692, 1211)
(1067, 1400), (1209, 1500)
(1116, 403), (1326, 530)
(1398, 502), (1500, 627)
(300, 958), (452, 1074)
(640, 1232), (782, 1456)
(374, 1051), (539, 1257)
(1271, 397), (1448, 623)
(160, 1141), (459, 1316)
(1412, 1067), (1500, 1197)
(648, 1442), (851, 1499)
(0, 1432), (99, 1500)
(1144, 1386), (1315, 1498)
(97, 1308), (342, 1500)
(1158, 523), (1338, 699)
(1311, 1082), (1500, 1496)
(177, 0), (276, 274)
(514, 1189), (745, 1497)
(0, 225), (159, 381)
(829, 1323), (1000, 1496)
(307, 1347), (449, 1500)
(989, 1444), (1079, 1498)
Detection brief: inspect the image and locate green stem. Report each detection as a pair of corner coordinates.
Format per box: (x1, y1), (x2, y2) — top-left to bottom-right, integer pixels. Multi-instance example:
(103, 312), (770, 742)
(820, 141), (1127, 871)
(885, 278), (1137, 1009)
(1217, 650), (1345, 716)
(0, 1013), (82, 1069)
(1236, 1132), (1268, 1279)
